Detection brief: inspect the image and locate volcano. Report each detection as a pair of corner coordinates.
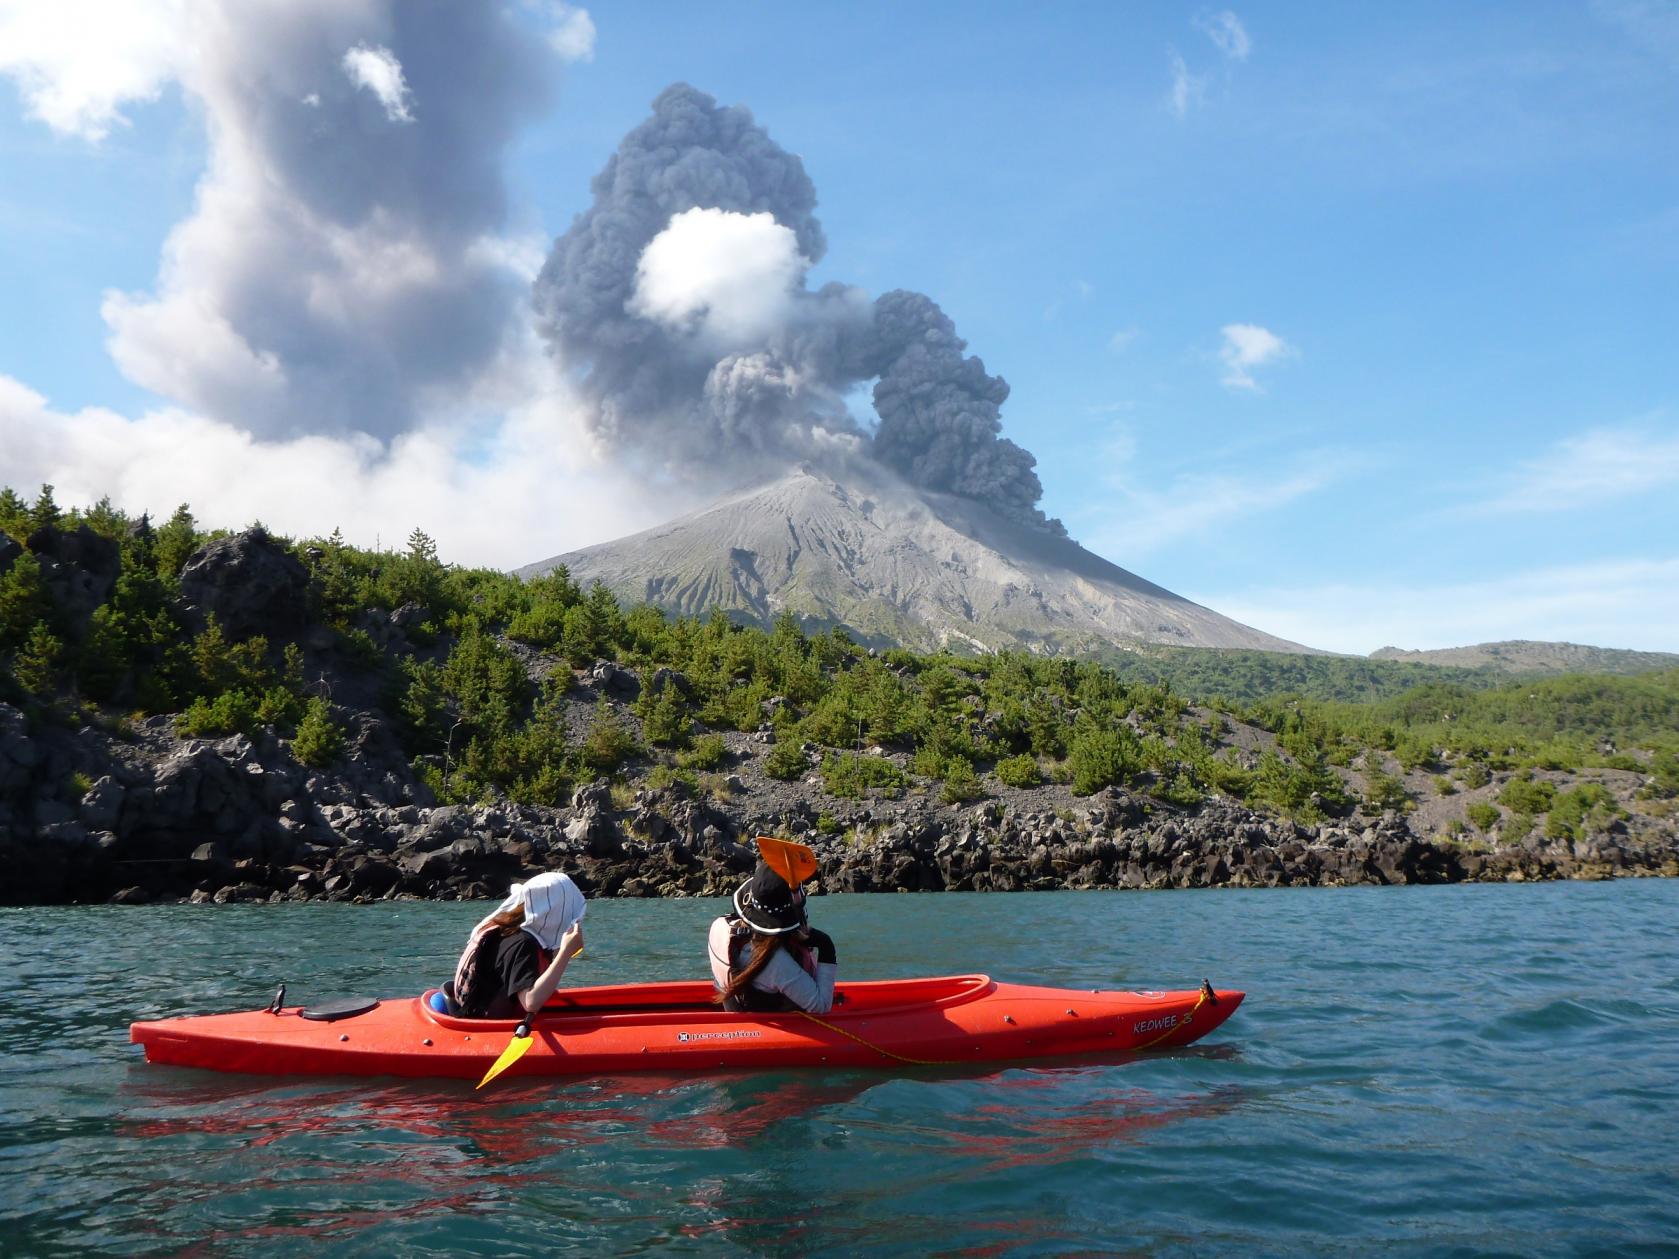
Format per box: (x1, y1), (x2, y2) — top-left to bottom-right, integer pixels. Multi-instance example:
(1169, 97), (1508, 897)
(519, 461), (1315, 655)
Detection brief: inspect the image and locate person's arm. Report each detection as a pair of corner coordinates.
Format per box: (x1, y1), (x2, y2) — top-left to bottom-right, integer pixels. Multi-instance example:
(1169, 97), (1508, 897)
(519, 922), (585, 1014)
(759, 935), (838, 1014)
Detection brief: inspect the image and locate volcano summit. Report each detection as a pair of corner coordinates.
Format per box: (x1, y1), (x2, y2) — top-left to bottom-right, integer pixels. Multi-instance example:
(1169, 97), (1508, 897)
(520, 461), (1313, 655)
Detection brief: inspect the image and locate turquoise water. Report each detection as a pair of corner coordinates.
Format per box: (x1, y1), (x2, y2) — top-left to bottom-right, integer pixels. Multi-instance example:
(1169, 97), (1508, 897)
(3, 883), (1677, 1256)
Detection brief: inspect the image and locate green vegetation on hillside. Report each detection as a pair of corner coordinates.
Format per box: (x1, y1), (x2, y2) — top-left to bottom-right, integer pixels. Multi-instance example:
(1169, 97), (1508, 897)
(4, 487), (1675, 826)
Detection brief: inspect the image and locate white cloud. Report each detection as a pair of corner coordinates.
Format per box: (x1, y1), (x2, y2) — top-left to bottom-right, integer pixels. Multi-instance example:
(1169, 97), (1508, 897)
(1108, 326), (1140, 352)
(1475, 419), (1679, 512)
(1218, 322), (1292, 391)
(1073, 427), (1349, 556)
(630, 208), (808, 348)
(0, 363), (664, 568)
(1198, 557), (1679, 655)
(1196, 10), (1252, 62)
(546, 3), (596, 62)
(1167, 52), (1206, 118)
(0, 0), (189, 140)
(342, 44), (414, 124)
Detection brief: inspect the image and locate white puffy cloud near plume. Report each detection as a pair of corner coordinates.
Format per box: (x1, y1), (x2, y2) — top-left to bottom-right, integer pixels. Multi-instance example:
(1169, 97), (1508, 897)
(341, 44), (413, 123)
(630, 208), (809, 349)
(0, 362), (659, 567)
(1198, 557), (1679, 655)
(545, 2), (596, 61)
(0, 0), (188, 140)
(1474, 418), (1679, 512)
(1218, 322), (1292, 391)
(0, 0), (643, 565)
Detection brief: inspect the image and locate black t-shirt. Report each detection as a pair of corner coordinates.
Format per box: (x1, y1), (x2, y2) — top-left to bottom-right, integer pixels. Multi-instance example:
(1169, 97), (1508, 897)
(482, 931), (544, 1020)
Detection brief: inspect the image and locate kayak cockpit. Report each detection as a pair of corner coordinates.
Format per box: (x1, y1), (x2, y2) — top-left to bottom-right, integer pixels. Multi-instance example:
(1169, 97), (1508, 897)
(418, 974), (997, 1031)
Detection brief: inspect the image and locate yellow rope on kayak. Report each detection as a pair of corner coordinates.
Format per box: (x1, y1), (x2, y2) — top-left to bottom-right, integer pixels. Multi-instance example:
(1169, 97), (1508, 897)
(800, 981), (1218, 1063)
(1133, 983), (1214, 1050)
(795, 1010), (965, 1067)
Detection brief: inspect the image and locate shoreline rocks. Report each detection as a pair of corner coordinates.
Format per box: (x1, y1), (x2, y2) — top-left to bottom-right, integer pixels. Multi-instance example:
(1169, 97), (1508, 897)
(2, 701), (1673, 906)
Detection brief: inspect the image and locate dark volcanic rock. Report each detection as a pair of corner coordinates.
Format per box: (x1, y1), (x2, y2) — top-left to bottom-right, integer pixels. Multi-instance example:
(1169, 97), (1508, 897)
(25, 524), (120, 638)
(178, 528), (310, 638)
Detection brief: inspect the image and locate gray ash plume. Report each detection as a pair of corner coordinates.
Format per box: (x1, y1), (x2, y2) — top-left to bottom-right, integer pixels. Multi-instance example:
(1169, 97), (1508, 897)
(533, 83), (1064, 534)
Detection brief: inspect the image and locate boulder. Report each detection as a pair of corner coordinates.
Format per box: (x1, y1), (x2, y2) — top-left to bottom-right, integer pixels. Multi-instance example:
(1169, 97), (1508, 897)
(178, 528), (310, 639)
(24, 524), (120, 638)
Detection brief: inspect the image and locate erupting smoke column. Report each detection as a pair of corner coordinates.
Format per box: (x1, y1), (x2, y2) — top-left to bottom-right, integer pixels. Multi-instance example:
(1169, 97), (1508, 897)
(533, 83), (1064, 533)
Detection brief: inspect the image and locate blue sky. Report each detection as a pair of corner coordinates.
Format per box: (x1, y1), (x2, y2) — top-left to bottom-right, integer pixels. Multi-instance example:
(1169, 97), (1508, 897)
(1, 2), (1675, 652)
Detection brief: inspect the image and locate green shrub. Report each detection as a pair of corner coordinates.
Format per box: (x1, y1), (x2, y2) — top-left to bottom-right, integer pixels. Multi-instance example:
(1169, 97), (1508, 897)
(645, 763), (697, 795)
(939, 757), (983, 804)
(178, 690), (257, 736)
(637, 683), (691, 748)
(1363, 766), (1412, 813)
(1498, 774), (1556, 814)
(1457, 761), (1491, 789)
(581, 699), (637, 773)
(679, 733), (727, 770)
(1067, 724), (1139, 796)
(292, 696), (345, 767)
(763, 737), (808, 781)
(1466, 801), (1501, 832)
(821, 751), (907, 798)
(1544, 784), (1622, 842)
(816, 813), (841, 836)
(993, 753), (1041, 789)
(1433, 775), (1457, 796)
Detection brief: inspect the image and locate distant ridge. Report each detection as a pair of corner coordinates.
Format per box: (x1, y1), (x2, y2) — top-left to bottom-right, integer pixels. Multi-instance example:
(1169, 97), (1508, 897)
(1370, 640), (1679, 676)
(520, 461), (1318, 656)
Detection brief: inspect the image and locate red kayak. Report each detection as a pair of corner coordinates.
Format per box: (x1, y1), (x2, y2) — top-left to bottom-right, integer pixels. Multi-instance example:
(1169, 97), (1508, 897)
(130, 975), (1243, 1080)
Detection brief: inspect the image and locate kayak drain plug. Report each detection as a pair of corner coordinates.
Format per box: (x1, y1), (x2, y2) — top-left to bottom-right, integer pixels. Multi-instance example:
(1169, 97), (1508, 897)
(1003, 1015), (1015, 1024)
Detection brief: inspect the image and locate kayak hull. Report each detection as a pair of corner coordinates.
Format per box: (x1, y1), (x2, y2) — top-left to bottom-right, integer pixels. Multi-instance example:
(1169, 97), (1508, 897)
(130, 975), (1243, 1080)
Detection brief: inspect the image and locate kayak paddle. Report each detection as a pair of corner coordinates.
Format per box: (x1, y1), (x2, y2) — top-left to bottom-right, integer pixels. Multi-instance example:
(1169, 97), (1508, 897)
(476, 1011), (537, 1089)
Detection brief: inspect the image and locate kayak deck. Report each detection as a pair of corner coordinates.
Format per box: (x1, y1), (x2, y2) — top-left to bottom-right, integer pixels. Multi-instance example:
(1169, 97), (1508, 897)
(130, 975), (1244, 1080)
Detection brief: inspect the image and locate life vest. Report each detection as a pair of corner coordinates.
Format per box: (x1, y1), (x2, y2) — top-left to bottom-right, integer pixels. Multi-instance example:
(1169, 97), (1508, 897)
(724, 919), (815, 1013)
(455, 929), (551, 1018)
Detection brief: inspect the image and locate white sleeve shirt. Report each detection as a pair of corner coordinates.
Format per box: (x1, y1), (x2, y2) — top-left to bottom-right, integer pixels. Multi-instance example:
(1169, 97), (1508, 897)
(707, 916), (837, 1014)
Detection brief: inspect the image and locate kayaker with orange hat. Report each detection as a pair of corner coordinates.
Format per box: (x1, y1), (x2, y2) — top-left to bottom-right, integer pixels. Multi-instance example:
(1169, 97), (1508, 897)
(709, 838), (838, 1013)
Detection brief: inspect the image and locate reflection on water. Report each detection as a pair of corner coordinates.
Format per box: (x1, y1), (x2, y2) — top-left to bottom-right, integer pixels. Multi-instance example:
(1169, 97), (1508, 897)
(101, 1057), (1245, 1255)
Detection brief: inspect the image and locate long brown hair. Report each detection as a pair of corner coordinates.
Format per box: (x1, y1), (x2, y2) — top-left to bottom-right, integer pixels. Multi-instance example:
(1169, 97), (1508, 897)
(713, 930), (785, 1006)
(489, 905), (525, 937)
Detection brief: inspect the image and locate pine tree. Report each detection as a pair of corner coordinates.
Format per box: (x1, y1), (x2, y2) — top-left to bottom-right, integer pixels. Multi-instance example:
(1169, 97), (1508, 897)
(0, 487), (28, 539)
(11, 621), (62, 694)
(30, 484), (60, 532)
(0, 552), (51, 653)
(155, 504), (198, 577)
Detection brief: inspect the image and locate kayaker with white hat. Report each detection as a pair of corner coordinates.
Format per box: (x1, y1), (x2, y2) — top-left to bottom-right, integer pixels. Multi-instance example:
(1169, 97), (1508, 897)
(439, 871), (587, 1019)
(709, 838), (838, 1014)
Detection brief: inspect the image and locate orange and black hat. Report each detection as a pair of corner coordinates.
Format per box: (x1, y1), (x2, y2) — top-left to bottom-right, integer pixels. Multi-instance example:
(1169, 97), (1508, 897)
(733, 837), (818, 935)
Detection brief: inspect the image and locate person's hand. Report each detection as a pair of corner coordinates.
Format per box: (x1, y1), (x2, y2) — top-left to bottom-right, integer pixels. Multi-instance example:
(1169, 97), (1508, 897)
(559, 922), (585, 961)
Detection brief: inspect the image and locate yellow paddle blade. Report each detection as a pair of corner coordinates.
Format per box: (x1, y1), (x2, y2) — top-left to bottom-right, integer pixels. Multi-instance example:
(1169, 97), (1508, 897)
(475, 1027), (534, 1089)
(755, 836), (818, 889)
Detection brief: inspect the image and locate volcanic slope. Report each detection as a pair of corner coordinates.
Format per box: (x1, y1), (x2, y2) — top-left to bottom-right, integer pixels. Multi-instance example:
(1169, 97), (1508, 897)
(520, 462), (1316, 655)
